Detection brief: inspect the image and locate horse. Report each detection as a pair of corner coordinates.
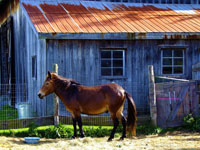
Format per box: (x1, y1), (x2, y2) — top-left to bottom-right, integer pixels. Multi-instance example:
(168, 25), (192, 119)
(38, 71), (137, 141)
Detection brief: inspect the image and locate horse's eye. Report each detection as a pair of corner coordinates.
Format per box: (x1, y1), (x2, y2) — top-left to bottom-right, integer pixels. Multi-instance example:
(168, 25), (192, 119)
(46, 83), (49, 86)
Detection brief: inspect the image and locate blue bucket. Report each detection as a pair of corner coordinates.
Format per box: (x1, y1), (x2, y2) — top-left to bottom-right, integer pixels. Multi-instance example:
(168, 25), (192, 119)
(24, 137), (40, 144)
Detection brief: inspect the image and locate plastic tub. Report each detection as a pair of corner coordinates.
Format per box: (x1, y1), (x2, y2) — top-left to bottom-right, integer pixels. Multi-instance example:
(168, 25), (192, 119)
(24, 137), (40, 144)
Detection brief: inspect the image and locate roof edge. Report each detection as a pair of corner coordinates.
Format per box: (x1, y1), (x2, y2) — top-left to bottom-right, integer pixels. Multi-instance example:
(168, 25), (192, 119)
(38, 32), (200, 40)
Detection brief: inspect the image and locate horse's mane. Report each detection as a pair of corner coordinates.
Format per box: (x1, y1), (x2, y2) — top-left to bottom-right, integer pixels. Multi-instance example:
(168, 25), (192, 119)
(52, 74), (81, 97)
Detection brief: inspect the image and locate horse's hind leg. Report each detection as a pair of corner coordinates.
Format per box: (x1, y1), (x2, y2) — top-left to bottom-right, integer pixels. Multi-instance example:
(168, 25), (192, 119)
(108, 114), (119, 141)
(120, 115), (127, 140)
(116, 106), (127, 140)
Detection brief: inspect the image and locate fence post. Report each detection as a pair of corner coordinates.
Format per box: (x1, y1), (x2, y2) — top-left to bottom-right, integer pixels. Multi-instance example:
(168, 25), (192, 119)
(148, 65), (157, 126)
(53, 64), (59, 126)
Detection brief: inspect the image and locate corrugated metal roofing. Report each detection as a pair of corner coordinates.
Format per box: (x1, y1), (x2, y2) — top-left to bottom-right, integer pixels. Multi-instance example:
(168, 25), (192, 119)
(21, 0), (200, 34)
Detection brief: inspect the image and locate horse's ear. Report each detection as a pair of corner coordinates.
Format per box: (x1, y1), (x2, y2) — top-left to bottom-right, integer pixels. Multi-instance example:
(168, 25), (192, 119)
(48, 71), (51, 79)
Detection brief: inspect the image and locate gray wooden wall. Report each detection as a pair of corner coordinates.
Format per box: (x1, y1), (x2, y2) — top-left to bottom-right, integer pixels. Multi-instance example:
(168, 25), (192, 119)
(46, 39), (200, 115)
(13, 7), (48, 117)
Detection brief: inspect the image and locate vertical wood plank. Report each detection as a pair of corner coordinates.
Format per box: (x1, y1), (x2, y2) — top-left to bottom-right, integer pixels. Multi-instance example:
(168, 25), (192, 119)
(192, 81), (199, 116)
(53, 64), (59, 126)
(148, 65), (157, 126)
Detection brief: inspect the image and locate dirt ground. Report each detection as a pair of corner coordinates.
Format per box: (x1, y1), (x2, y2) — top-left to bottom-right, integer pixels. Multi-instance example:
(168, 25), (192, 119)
(0, 132), (200, 150)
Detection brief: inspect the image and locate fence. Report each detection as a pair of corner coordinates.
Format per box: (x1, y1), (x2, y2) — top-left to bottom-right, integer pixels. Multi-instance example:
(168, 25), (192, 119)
(0, 84), (49, 129)
(0, 82), (149, 130)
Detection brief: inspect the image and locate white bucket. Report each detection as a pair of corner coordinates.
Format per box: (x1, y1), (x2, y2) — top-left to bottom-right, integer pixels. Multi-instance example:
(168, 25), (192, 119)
(17, 103), (33, 119)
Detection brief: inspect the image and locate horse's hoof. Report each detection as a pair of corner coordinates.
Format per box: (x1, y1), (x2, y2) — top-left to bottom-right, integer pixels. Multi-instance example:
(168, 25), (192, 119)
(80, 134), (85, 138)
(71, 135), (76, 139)
(119, 136), (126, 140)
(107, 137), (113, 142)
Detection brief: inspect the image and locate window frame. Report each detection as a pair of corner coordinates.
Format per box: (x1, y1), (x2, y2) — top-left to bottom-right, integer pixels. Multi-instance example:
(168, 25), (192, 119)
(32, 55), (37, 80)
(100, 48), (126, 79)
(161, 48), (185, 75)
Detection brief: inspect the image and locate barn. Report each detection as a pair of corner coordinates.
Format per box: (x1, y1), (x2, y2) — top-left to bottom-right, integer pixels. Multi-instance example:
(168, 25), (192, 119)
(1, 0), (200, 123)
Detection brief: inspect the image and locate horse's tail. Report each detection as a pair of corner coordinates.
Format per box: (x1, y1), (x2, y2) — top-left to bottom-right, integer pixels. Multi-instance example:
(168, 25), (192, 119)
(125, 91), (137, 136)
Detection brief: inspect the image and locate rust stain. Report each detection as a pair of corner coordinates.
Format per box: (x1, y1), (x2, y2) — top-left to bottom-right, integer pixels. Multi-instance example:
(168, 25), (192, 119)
(126, 32), (147, 39)
(163, 34), (200, 39)
(137, 33), (146, 39)
(39, 3), (67, 32)
(23, 3), (41, 13)
(62, 3), (90, 14)
(62, 3), (103, 33)
(100, 33), (104, 39)
(170, 34), (185, 39)
(52, 32), (57, 36)
(164, 34), (168, 39)
(40, 3), (66, 13)
(126, 33), (135, 40)
(186, 34), (200, 39)
(23, 3), (55, 33)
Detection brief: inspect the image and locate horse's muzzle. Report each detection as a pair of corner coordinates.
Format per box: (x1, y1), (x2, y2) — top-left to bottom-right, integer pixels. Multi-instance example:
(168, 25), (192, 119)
(38, 93), (44, 99)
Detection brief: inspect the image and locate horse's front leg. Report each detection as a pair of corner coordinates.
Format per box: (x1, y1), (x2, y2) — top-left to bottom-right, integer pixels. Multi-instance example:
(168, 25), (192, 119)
(77, 116), (85, 138)
(72, 117), (77, 138)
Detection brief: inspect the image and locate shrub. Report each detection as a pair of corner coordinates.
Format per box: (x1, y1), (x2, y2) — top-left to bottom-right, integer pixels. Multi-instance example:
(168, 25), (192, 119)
(28, 122), (39, 137)
(0, 105), (18, 121)
(44, 123), (73, 139)
(84, 126), (111, 137)
(183, 113), (200, 131)
(136, 124), (163, 135)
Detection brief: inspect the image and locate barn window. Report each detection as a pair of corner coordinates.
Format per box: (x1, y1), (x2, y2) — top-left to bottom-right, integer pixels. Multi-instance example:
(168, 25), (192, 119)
(32, 56), (37, 79)
(161, 49), (184, 75)
(101, 49), (125, 77)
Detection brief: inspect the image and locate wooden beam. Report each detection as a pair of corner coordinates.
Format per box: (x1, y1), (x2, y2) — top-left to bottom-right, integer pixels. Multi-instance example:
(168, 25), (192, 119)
(38, 32), (200, 40)
(53, 64), (59, 126)
(155, 76), (189, 82)
(148, 65), (157, 126)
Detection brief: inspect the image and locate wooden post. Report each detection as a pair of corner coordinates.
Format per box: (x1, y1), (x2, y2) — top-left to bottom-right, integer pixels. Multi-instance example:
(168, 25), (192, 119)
(53, 64), (59, 126)
(148, 65), (157, 126)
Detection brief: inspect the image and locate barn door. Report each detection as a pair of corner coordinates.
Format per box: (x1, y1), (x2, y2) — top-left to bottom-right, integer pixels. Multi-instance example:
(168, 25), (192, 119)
(156, 81), (199, 128)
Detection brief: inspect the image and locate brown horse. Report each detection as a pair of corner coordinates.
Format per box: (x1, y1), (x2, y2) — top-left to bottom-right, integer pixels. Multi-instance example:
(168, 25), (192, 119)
(38, 71), (137, 141)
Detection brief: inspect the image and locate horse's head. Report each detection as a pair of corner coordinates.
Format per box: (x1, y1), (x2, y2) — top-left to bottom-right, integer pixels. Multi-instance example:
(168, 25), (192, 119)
(38, 71), (55, 99)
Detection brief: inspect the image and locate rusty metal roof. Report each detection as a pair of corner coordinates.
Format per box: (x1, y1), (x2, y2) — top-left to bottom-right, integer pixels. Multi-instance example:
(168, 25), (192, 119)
(21, 0), (200, 39)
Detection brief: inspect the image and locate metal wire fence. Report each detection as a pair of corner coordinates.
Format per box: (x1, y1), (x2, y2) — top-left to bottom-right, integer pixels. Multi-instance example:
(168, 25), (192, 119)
(0, 83), (149, 130)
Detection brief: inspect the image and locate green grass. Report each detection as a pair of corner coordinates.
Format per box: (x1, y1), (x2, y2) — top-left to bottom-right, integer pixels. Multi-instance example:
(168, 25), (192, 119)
(0, 125), (111, 138)
(0, 123), (185, 139)
(0, 105), (18, 121)
(1, 113), (198, 138)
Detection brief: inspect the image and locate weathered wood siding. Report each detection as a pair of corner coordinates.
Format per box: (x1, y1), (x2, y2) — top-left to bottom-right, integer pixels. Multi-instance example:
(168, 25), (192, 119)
(46, 39), (200, 115)
(12, 7), (48, 117)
